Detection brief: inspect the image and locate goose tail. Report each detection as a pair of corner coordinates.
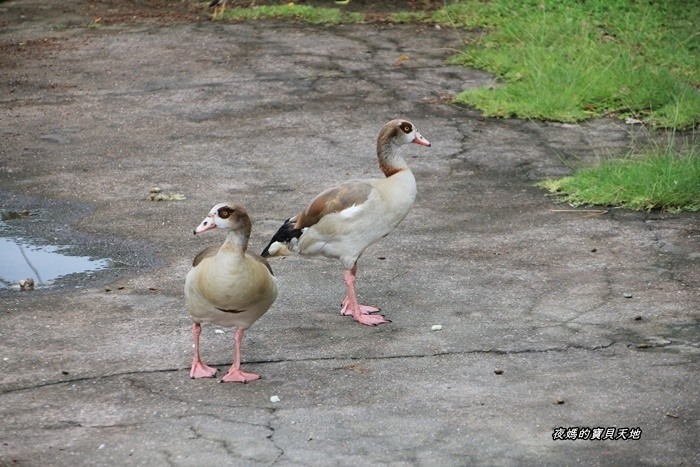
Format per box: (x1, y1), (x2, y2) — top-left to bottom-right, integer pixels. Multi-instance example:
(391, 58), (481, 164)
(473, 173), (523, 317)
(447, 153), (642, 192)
(261, 217), (303, 257)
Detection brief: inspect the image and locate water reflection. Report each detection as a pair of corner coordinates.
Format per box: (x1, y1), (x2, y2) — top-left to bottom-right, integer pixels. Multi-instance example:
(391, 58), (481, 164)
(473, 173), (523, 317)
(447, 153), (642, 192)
(0, 237), (114, 289)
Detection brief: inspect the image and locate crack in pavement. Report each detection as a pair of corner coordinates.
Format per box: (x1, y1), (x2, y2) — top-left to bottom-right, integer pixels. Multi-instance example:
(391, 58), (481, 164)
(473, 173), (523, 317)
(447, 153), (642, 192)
(188, 424), (238, 457)
(186, 413), (282, 462)
(0, 342), (624, 395)
(265, 410), (285, 466)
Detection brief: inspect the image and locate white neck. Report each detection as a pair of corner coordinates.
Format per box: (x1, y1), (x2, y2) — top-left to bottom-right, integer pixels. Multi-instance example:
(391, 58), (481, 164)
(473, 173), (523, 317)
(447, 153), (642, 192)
(224, 230), (249, 252)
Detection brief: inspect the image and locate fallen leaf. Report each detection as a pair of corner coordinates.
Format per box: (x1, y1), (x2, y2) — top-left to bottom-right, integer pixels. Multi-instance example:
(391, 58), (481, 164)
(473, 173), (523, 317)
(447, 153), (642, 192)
(146, 192), (186, 201)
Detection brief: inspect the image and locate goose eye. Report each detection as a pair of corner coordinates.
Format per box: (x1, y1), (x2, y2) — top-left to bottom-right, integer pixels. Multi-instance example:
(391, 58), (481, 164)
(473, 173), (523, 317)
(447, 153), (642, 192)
(218, 208), (232, 219)
(400, 122), (412, 134)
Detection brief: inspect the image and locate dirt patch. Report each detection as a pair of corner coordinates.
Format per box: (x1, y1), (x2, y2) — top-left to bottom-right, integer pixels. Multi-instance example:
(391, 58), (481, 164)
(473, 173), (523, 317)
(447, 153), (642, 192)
(0, 0), (443, 68)
(232, 0), (445, 15)
(85, 0), (205, 24)
(0, 0), (443, 34)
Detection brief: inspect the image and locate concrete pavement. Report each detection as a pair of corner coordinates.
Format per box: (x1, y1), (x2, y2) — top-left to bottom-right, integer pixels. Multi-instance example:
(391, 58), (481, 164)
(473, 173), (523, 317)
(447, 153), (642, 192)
(1, 1), (698, 464)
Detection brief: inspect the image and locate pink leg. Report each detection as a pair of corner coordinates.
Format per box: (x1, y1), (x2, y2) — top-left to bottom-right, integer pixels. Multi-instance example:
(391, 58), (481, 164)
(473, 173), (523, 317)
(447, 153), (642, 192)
(221, 327), (261, 383)
(340, 264), (390, 326)
(190, 323), (217, 379)
(340, 263), (380, 316)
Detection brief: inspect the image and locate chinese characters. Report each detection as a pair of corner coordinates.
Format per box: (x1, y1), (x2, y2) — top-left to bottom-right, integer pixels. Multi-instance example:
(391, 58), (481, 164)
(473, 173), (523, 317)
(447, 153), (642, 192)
(552, 427), (642, 440)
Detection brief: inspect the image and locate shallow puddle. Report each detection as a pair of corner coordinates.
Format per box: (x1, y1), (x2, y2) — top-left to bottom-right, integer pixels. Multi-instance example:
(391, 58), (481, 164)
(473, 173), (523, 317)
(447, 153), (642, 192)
(0, 236), (116, 289)
(0, 237), (115, 287)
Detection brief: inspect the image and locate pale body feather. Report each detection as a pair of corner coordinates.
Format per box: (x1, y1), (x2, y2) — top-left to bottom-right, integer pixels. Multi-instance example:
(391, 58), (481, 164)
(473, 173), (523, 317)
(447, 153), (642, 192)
(185, 242), (278, 329)
(293, 169), (417, 269)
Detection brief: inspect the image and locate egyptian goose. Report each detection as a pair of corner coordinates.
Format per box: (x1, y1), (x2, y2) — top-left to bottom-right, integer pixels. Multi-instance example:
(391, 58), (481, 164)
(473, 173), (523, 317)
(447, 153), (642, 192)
(185, 203), (278, 383)
(261, 119), (431, 326)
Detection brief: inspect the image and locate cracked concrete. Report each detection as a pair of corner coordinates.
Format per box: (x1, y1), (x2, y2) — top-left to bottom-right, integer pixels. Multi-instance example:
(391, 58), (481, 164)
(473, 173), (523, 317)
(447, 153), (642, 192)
(1, 0), (698, 465)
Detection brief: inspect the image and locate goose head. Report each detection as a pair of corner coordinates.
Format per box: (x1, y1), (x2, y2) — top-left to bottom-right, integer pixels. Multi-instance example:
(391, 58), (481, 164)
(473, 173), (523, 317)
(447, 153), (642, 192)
(381, 119), (431, 148)
(194, 203), (251, 237)
(376, 119), (431, 176)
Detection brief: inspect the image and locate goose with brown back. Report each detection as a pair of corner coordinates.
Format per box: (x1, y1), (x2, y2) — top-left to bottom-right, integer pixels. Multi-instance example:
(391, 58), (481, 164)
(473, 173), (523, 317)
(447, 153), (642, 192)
(262, 119), (431, 326)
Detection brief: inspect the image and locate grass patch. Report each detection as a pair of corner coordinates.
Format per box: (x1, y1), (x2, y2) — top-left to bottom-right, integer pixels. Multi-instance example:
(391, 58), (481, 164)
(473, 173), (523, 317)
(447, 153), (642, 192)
(443, 0), (700, 130)
(538, 144), (700, 211)
(223, 5), (363, 24)
(213, 1), (699, 130)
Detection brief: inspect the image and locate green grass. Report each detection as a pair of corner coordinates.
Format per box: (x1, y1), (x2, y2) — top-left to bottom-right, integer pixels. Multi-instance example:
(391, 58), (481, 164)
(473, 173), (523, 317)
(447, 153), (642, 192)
(223, 5), (363, 24)
(442, 0), (700, 130)
(214, 1), (699, 130)
(538, 144), (700, 211)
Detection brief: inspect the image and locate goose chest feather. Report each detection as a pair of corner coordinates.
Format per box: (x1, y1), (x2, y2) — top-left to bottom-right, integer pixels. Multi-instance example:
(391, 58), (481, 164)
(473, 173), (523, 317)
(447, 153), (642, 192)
(186, 243), (276, 329)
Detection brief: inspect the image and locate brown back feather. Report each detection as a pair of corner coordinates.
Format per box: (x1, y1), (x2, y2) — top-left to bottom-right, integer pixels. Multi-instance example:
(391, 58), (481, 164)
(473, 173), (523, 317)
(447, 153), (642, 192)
(294, 182), (373, 229)
(192, 245), (219, 267)
(249, 252), (274, 275)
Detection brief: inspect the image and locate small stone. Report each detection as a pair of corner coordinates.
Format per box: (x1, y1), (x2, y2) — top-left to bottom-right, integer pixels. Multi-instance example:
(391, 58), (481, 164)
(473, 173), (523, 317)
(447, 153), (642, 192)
(590, 248), (597, 253)
(104, 288), (112, 292)
(494, 369), (504, 375)
(634, 315), (642, 321)
(62, 370), (70, 375)
(637, 343), (651, 349)
(623, 292), (633, 298)
(431, 325), (443, 331)
(150, 187), (161, 193)
(555, 398), (565, 405)
(270, 395), (281, 403)
(19, 278), (35, 291)
(214, 329), (225, 334)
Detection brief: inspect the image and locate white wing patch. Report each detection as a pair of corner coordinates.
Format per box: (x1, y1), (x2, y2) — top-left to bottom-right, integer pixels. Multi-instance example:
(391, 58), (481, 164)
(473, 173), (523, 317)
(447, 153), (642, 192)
(338, 204), (363, 219)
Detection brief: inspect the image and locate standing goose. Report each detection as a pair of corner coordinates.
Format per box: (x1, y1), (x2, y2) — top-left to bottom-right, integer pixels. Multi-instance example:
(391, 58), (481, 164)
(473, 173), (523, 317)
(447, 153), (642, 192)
(185, 203), (277, 383)
(262, 119), (431, 326)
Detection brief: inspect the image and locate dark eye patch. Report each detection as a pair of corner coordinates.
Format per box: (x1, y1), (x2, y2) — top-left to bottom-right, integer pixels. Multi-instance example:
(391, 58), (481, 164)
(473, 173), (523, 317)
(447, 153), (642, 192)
(400, 122), (412, 134)
(218, 207), (232, 219)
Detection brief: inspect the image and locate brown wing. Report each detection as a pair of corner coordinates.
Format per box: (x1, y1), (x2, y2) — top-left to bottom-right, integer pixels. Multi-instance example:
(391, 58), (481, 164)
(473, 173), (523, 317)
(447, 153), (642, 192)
(294, 181), (373, 229)
(248, 252), (274, 275)
(192, 245), (219, 267)
(194, 244), (274, 276)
